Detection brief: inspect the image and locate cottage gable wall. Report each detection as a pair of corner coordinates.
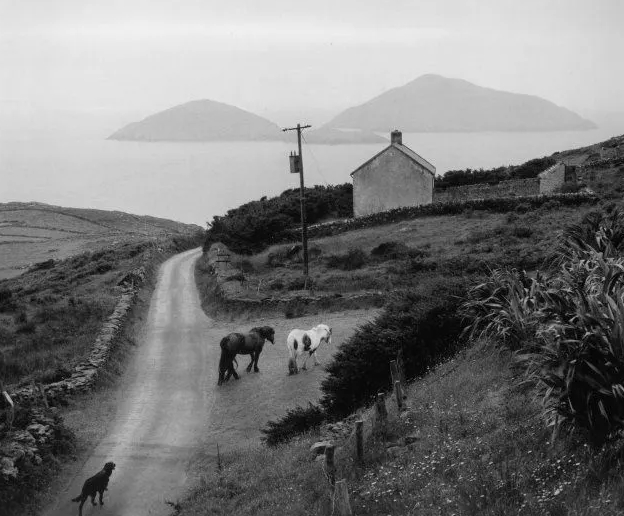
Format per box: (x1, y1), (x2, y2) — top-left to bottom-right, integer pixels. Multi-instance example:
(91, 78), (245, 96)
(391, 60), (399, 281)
(353, 146), (433, 217)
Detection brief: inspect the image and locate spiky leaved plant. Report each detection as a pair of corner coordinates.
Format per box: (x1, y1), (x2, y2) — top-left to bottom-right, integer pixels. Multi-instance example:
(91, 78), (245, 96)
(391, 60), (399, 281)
(462, 208), (624, 445)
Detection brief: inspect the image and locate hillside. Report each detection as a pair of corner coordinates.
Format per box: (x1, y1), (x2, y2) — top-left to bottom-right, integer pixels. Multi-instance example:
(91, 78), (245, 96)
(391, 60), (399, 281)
(323, 74), (596, 132)
(108, 99), (283, 142)
(0, 202), (202, 279)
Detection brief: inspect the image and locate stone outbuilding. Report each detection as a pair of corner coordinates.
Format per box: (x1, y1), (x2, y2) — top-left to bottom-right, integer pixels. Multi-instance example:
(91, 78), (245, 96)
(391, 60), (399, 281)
(350, 130), (436, 217)
(538, 162), (577, 194)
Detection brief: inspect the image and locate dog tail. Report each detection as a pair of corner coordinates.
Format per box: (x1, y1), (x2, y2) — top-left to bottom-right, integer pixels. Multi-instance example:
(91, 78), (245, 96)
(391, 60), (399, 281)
(71, 495), (82, 502)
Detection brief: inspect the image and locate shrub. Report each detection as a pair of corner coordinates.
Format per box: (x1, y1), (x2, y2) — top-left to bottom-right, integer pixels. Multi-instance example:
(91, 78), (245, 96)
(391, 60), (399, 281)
(269, 279), (284, 291)
(370, 241), (426, 261)
(320, 279), (468, 418)
(511, 225), (533, 238)
(325, 248), (367, 270)
(261, 403), (325, 446)
(462, 208), (624, 445)
(284, 299), (306, 319)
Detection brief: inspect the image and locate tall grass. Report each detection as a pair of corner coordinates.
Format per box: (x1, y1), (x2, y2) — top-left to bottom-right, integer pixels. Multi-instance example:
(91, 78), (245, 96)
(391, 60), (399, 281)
(462, 208), (624, 445)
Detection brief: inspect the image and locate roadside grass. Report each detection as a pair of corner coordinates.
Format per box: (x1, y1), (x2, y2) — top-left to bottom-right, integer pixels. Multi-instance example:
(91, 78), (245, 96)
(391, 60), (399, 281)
(179, 342), (624, 516)
(0, 236), (202, 388)
(4, 241), (187, 516)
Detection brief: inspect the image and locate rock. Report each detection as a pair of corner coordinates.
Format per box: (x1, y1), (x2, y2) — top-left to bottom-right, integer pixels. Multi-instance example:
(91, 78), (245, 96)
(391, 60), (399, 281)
(386, 445), (408, 458)
(310, 441), (332, 455)
(0, 457), (18, 478)
(404, 432), (422, 445)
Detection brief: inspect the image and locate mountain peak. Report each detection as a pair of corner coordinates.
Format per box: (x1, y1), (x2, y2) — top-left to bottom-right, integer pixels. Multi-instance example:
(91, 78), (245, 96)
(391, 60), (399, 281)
(108, 99), (283, 142)
(324, 75), (596, 133)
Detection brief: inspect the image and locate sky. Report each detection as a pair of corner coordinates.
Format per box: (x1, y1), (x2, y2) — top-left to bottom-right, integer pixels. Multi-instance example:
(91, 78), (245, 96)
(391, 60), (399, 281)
(1, 0), (623, 128)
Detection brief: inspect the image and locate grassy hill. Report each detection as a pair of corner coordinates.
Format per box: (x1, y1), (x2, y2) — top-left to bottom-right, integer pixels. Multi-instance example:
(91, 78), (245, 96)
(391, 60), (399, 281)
(186, 133), (624, 515)
(0, 202), (202, 280)
(0, 203), (203, 387)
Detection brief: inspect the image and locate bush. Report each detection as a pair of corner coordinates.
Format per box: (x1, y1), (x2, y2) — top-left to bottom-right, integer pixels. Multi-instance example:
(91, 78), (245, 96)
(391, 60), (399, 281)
(261, 403), (325, 446)
(320, 279), (468, 418)
(515, 203), (531, 214)
(371, 241), (426, 261)
(462, 208), (624, 445)
(284, 299), (306, 319)
(269, 279), (284, 291)
(325, 248), (367, 270)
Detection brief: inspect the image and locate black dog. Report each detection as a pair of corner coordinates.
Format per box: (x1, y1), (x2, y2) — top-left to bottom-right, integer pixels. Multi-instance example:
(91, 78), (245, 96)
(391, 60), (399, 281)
(71, 461), (116, 515)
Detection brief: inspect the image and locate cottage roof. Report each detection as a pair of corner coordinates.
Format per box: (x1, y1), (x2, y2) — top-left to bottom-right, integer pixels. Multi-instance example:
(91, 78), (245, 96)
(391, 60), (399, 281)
(350, 143), (436, 177)
(538, 161), (562, 178)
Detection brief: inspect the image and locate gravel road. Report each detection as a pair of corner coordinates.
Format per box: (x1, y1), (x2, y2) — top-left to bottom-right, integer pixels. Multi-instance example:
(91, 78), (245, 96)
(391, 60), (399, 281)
(43, 248), (376, 516)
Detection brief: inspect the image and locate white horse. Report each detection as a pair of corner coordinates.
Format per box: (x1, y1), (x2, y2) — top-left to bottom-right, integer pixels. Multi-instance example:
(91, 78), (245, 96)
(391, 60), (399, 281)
(286, 324), (332, 375)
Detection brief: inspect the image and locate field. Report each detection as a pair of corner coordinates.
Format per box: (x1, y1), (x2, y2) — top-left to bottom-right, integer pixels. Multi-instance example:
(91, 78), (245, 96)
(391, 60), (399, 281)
(183, 150), (624, 515)
(0, 203), (203, 388)
(0, 202), (202, 279)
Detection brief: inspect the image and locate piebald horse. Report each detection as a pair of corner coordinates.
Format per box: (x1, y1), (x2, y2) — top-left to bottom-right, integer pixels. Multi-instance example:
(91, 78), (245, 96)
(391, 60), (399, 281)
(218, 326), (275, 386)
(286, 324), (332, 375)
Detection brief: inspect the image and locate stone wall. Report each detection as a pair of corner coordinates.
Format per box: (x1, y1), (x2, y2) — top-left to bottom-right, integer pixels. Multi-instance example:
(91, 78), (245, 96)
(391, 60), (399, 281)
(433, 178), (539, 203)
(7, 267), (146, 406)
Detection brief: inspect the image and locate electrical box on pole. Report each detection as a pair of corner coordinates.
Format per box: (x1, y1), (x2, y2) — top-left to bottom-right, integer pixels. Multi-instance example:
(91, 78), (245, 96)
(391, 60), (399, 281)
(289, 152), (302, 174)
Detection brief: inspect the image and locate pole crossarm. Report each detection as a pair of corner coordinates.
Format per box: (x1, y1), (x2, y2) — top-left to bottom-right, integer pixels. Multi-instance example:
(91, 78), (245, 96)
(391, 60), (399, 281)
(282, 124), (311, 132)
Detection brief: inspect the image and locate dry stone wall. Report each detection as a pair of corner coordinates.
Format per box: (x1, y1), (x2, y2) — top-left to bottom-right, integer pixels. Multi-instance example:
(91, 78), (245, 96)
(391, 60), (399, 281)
(8, 267), (146, 405)
(433, 178), (539, 203)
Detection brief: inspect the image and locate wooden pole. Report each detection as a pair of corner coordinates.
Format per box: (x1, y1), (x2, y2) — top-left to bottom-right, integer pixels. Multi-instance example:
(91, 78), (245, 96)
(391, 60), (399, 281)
(3, 390), (14, 431)
(375, 392), (387, 435)
(325, 444), (336, 487)
(394, 380), (405, 411)
(334, 479), (353, 516)
(282, 123), (312, 279)
(38, 383), (49, 409)
(355, 420), (364, 462)
(397, 348), (407, 393)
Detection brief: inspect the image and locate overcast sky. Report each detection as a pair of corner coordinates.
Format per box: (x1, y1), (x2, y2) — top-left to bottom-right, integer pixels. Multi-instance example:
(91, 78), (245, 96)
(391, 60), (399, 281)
(1, 0), (623, 125)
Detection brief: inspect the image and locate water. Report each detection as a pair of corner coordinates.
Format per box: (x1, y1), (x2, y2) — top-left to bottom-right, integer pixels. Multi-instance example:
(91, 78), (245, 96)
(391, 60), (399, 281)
(1, 124), (623, 226)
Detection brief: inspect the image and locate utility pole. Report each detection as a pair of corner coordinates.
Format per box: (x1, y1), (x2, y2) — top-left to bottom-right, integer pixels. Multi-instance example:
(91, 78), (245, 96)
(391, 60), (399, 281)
(283, 123), (312, 278)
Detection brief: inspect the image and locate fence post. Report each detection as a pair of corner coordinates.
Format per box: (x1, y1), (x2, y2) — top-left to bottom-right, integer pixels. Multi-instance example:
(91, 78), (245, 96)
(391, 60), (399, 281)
(394, 380), (405, 411)
(397, 349), (407, 394)
(355, 420), (363, 462)
(38, 383), (49, 409)
(334, 479), (353, 516)
(2, 391), (14, 431)
(325, 444), (336, 487)
(375, 392), (387, 435)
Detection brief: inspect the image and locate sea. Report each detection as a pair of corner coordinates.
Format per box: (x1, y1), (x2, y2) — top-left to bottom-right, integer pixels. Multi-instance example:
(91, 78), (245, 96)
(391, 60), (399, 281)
(1, 121), (623, 227)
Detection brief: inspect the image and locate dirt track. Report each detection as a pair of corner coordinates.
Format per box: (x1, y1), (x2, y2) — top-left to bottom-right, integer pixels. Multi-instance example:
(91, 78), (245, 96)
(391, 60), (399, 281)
(43, 248), (376, 516)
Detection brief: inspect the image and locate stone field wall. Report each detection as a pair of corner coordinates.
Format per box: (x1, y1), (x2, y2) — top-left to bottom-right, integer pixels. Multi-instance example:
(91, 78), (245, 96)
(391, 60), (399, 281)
(433, 178), (540, 203)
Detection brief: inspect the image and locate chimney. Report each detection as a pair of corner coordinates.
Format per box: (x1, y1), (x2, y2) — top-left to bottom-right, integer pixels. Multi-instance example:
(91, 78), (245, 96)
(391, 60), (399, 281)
(391, 130), (402, 145)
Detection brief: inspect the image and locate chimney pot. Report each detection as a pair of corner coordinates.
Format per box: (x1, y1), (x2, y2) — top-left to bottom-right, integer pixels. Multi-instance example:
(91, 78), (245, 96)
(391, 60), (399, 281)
(391, 130), (402, 145)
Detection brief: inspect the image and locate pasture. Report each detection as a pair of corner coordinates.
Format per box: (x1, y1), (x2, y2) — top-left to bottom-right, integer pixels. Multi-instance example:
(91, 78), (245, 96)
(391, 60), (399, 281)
(0, 202), (201, 279)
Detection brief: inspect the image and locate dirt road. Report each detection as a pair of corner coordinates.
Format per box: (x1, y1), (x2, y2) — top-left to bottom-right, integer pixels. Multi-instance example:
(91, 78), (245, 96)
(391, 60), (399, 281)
(43, 248), (376, 516)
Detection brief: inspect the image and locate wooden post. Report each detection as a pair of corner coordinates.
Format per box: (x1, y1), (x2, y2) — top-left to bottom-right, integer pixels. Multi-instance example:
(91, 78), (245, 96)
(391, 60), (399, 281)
(394, 380), (405, 411)
(397, 349), (407, 394)
(38, 383), (49, 409)
(334, 479), (353, 516)
(3, 391), (14, 431)
(390, 360), (399, 385)
(375, 392), (387, 435)
(355, 420), (363, 462)
(325, 444), (336, 487)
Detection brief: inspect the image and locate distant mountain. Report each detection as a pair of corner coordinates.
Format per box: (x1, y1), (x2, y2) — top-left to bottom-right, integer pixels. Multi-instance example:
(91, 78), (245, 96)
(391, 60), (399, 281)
(323, 74), (596, 133)
(108, 100), (283, 142)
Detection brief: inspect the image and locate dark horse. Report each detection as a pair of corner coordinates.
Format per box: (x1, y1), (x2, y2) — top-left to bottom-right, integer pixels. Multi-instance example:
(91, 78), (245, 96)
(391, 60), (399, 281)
(218, 326), (275, 386)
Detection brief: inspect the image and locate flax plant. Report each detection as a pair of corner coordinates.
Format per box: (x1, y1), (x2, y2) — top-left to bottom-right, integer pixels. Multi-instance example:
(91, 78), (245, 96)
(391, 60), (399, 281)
(462, 209), (624, 445)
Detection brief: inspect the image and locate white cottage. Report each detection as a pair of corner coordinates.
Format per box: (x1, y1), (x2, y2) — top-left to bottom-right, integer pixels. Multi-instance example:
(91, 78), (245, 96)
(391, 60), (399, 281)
(350, 131), (436, 217)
